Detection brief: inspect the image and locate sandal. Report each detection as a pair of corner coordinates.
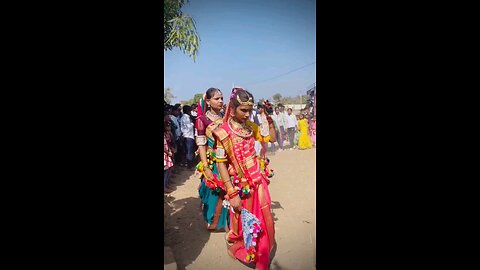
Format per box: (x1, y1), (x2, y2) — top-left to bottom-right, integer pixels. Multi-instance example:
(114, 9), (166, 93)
(225, 232), (234, 247)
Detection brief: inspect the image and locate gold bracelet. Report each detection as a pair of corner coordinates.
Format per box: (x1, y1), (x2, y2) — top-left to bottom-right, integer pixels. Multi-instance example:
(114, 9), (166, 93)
(223, 181), (231, 186)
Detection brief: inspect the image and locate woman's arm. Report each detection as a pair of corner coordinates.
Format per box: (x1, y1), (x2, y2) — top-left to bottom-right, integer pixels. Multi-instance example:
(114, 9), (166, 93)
(198, 145), (208, 165)
(217, 162), (242, 213)
(195, 117), (213, 179)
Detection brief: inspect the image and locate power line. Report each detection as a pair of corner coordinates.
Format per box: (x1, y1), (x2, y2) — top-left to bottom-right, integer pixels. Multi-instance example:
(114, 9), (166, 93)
(242, 61), (316, 87)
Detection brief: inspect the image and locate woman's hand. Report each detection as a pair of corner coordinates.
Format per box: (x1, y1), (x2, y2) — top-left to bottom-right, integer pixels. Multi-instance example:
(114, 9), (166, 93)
(204, 167), (213, 180)
(229, 195), (242, 213)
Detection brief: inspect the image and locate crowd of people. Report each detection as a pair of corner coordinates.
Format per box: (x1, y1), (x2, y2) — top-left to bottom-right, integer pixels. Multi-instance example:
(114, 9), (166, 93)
(268, 104), (316, 151)
(163, 94), (316, 193)
(163, 87), (316, 269)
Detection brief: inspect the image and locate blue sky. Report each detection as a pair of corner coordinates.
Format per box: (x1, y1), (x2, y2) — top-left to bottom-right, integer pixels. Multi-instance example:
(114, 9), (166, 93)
(164, 0), (316, 104)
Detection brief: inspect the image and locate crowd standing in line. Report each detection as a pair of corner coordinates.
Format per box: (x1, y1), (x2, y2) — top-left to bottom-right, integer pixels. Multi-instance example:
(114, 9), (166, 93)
(164, 97), (315, 194)
(164, 88), (316, 269)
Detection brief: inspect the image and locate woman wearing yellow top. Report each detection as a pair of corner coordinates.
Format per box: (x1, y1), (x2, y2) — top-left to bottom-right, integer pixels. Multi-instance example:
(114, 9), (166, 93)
(297, 114), (312, 150)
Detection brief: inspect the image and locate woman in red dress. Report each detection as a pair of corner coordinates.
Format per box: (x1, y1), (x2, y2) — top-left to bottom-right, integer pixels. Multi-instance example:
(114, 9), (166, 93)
(213, 88), (275, 270)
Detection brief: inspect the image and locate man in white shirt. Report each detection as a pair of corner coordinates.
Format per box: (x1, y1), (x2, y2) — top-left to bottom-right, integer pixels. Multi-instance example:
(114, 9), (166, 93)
(285, 108), (298, 149)
(271, 106), (285, 151)
(170, 104), (182, 141)
(180, 105), (195, 168)
(278, 105), (288, 141)
(170, 104), (185, 165)
(190, 103), (198, 117)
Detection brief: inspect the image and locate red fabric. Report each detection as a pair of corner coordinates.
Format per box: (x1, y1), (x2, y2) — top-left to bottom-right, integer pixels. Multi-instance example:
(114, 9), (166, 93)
(164, 136), (173, 169)
(223, 87), (244, 123)
(194, 115), (213, 137)
(196, 94), (206, 118)
(266, 114), (273, 125)
(220, 122), (275, 270)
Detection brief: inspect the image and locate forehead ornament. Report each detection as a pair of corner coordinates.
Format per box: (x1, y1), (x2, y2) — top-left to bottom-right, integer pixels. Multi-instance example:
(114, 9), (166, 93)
(236, 95), (254, 106)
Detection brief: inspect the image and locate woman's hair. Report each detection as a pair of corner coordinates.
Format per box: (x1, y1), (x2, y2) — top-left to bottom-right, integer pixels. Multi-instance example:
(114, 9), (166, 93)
(205, 87), (222, 100)
(230, 88), (255, 109)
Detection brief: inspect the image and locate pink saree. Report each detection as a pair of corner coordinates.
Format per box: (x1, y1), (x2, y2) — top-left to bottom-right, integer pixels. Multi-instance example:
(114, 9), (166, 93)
(310, 120), (316, 144)
(213, 121), (275, 270)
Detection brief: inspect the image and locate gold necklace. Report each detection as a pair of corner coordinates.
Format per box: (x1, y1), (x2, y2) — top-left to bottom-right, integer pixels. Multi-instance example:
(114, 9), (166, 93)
(206, 110), (221, 122)
(228, 118), (252, 138)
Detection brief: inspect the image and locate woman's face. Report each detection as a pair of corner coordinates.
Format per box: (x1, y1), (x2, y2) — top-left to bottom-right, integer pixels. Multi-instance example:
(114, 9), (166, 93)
(232, 104), (253, 124)
(207, 91), (223, 111)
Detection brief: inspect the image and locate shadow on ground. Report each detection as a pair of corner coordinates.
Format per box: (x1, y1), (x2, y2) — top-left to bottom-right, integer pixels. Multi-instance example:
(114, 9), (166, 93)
(164, 195), (211, 270)
(270, 200), (284, 222)
(164, 166), (288, 269)
(169, 166), (197, 188)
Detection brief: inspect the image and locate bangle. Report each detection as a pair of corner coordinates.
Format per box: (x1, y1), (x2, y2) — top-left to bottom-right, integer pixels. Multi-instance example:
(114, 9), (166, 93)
(223, 181), (232, 187)
(228, 191), (239, 198)
(224, 192), (238, 200)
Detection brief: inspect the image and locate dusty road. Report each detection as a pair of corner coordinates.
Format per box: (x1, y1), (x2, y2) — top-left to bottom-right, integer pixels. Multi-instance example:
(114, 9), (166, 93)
(164, 147), (316, 270)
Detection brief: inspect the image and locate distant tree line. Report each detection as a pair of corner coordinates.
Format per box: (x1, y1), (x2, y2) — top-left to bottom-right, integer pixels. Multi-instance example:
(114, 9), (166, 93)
(272, 93), (309, 105)
(164, 90), (310, 106)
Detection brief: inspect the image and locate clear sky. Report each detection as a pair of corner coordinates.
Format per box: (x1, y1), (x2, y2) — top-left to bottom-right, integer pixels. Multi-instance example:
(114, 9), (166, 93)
(164, 0), (316, 104)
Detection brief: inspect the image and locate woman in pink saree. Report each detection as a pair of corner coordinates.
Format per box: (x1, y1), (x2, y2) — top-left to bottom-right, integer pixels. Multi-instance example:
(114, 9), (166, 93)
(310, 116), (316, 146)
(213, 88), (275, 270)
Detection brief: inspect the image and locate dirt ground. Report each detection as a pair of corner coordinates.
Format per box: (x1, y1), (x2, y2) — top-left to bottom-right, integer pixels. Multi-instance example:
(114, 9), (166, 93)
(164, 147), (316, 270)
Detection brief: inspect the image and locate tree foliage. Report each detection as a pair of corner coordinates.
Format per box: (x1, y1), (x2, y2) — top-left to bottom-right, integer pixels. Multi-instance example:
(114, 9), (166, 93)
(192, 93), (203, 103)
(164, 88), (176, 104)
(271, 93), (310, 105)
(181, 93), (203, 106)
(271, 94), (309, 105)
(164, 0), (200, 62)
(272, 93), (282, 103)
